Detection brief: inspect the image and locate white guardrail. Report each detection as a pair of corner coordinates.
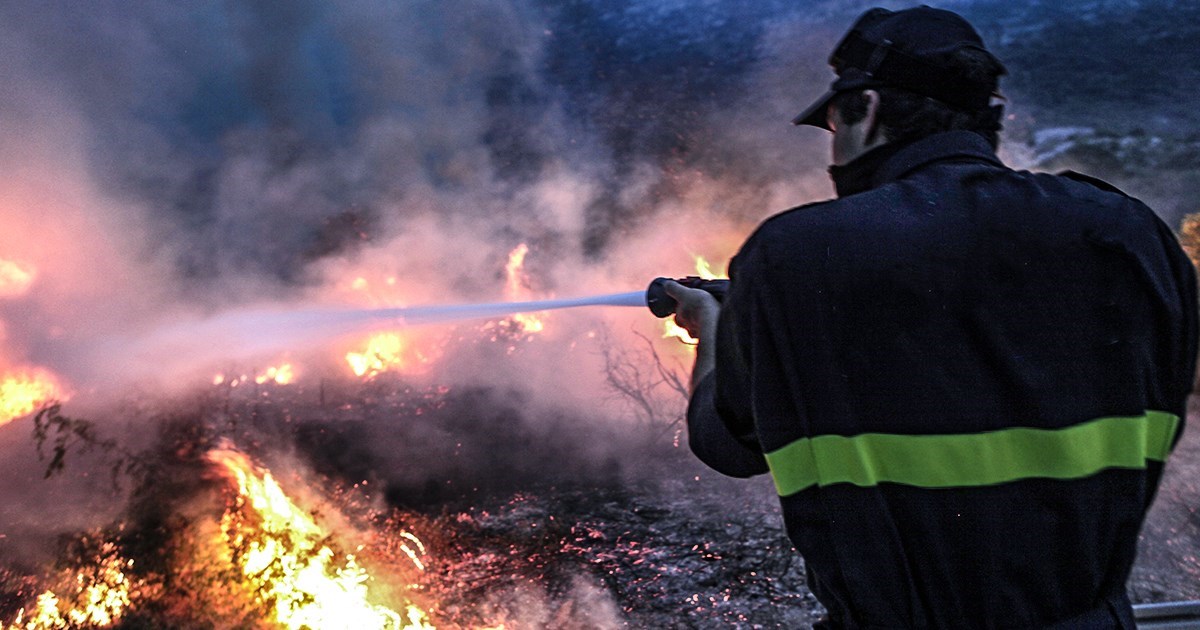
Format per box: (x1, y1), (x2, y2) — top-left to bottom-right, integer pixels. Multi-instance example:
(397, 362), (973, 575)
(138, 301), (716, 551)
(1135, 601), (1200, 629)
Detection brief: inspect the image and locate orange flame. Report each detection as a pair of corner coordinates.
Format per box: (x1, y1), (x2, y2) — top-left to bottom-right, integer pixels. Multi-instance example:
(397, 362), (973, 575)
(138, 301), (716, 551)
(254, 363), (295, 385)
(661, 255), (726, 346)
(693, 254), (720, 280)
(208, 446), (433, 629)
(503, 244), (545, 334)
(346, 332), (439, 378)
(3, 542), (135, 629)
(0, 368), (66, 426)
(214, 362), (296, 388)
(662, 320), (698, 345)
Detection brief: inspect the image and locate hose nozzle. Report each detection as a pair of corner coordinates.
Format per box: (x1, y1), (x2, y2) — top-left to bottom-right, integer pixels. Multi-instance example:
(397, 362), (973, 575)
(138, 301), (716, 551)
(645, 276), (730, 318)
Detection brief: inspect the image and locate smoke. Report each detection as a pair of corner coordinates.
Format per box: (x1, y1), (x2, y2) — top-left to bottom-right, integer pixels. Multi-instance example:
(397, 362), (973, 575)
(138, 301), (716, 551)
(0, 2), (837, 567)
(0, 0), (848, 394)
(2, 0), (1193, 385)
(2, 2), (1197, 594)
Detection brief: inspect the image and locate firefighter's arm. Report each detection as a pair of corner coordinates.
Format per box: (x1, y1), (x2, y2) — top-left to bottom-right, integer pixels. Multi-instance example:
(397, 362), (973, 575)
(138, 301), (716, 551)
(664, 280), (768, 478)
(662, 280), (720, 392)
(687, 371), (770, 477)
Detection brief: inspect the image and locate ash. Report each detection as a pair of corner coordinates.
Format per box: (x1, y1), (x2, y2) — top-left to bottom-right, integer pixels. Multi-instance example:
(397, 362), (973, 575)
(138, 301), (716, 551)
(418, 476), (821, 629)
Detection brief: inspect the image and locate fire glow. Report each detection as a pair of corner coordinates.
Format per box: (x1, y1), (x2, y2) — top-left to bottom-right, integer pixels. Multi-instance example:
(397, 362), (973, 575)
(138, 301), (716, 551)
(0, 259), (35, 298)
(208, 446), (434, 630)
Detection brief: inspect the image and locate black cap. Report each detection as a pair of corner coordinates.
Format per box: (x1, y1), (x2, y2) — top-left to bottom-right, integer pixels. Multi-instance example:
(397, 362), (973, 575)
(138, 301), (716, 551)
(792, 6), (1004, 129)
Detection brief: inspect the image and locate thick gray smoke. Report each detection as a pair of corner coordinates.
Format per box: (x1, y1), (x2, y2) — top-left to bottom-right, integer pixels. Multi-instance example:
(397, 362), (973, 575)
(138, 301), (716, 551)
(0, 0), (850, 390)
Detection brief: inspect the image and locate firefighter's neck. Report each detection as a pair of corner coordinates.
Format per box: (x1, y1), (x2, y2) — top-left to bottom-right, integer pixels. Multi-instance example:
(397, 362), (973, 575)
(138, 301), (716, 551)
(828, 140), (907, 197)
(830, 90), (886, 166)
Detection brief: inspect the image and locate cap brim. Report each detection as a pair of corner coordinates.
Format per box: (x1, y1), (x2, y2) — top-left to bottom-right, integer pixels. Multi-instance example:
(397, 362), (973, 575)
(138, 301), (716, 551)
(791, 89), (835, 130)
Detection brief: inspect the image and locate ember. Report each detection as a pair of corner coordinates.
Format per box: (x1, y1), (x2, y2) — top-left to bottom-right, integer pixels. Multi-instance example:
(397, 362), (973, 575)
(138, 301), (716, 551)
(214, 363), (296, 388)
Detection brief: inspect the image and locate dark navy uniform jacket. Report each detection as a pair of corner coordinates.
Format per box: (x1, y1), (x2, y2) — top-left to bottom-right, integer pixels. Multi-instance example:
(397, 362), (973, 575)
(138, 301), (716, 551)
(688, 131), (1198, 628)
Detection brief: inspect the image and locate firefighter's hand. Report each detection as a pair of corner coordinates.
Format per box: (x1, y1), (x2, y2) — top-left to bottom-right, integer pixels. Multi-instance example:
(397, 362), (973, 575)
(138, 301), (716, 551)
(663, 280), (720, 341)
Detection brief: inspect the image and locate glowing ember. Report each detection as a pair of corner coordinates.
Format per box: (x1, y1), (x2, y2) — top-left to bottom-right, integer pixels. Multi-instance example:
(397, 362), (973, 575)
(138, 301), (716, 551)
(3, 542), (135, 629)
(0, 368), (65, 426)
(212, 363), (296, 388)
(255, 363), (295, 385)
(208, 446), (433, 629)
(0, 259), (35, 298)
(503, 243), (545, 334)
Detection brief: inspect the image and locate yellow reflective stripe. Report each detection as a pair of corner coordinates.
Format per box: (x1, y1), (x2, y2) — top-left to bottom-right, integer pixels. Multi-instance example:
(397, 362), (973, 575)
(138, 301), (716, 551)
(764, 411), (1180, 497)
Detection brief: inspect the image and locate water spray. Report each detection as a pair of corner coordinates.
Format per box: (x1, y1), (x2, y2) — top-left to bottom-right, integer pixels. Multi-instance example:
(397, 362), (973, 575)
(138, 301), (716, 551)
(88, 277), (732, 386)
(365, 276), (730, 323)
(196, 277), (732, 342)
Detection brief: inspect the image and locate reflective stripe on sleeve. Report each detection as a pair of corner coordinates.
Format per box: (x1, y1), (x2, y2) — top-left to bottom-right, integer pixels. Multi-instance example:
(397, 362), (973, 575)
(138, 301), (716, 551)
(764, 411), (1180, 496)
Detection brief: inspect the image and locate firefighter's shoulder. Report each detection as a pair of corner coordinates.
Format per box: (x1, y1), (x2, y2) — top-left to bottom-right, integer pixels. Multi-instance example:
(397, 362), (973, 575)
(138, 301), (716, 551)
(1054, 169), (1132, 198)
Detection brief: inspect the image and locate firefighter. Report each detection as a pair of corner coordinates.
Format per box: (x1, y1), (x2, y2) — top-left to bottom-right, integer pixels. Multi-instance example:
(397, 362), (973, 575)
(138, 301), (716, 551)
(667, 6), (1198, 628)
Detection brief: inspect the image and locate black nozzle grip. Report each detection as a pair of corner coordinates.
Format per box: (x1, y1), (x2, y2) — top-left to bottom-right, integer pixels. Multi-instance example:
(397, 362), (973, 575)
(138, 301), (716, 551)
(646, 276), (730, 318)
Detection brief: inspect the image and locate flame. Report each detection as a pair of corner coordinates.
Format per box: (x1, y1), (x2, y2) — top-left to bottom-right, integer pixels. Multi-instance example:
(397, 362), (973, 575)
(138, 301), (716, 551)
(503, 244), (545, 334)
(212, 363), (296, 388)
(661, 255), (726, 346)
(663, 320), (698, 345)
(208, 446), (433, 630)
(3, 542), (135, 629)
(0, 259), (36, 298)
(255, 363), (295, 385)
(346, 332), (439, 378)
(342, 274), (445, 378)
(0, 368), (66, 426)
(693, 255), (719, 280)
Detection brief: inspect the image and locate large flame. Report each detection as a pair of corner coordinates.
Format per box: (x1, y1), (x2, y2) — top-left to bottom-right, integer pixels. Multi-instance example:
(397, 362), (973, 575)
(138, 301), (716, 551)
(207, 446), (433, 630)
(0, 368), (66, 426)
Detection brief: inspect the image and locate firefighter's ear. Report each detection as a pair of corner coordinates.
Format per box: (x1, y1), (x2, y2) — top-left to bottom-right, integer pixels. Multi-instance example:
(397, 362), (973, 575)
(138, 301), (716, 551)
(863, 89), (882, 144)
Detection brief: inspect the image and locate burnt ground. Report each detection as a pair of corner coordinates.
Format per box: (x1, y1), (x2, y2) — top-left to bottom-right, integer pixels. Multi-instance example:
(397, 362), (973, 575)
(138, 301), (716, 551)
(409, 423), (1200, 629)
(410, 469), (819, 629)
